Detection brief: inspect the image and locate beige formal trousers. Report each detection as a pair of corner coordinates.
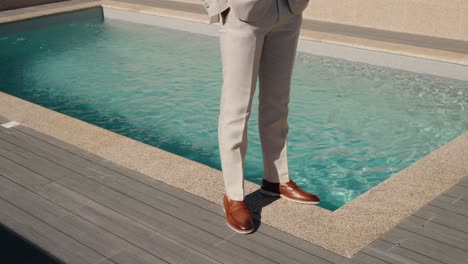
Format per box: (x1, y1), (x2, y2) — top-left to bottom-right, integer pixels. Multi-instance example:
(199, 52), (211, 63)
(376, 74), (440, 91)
(218, 0), (303, 201)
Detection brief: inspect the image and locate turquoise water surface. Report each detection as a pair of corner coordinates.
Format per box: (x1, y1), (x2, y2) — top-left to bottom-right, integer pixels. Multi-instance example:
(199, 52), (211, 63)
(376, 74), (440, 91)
(1, 16), (467, 210)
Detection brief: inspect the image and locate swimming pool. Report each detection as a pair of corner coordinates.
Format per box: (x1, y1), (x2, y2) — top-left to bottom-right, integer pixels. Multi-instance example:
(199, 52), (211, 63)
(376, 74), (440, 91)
(1, 9), (467, 211)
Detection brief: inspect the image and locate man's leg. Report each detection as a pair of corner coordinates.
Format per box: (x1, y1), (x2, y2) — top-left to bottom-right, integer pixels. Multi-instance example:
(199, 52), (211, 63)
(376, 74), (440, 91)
(258, 4), (302, 183)
(218, 11), (271, 201)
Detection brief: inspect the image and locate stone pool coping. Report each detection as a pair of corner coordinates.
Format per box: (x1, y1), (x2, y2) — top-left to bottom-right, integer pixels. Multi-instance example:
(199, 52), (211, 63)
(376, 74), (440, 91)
(1, 0), (467, 258)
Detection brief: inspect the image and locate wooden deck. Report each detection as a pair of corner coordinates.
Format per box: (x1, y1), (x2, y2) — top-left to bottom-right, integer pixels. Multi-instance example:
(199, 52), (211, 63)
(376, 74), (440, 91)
(1, 115), (467, 264)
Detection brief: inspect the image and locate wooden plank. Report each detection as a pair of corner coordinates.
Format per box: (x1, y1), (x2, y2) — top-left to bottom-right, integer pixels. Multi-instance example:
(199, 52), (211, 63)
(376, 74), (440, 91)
(0, 197), (106, 264)
(77, 166), (339, 263)
(52, 174), (274, 264)
(1, 129), (238, 263)
(0, 136), (74, 181)
(249, 222), (348, 264)
(0, 175), (168, 264)
(9, 126), (220, 218)
(51, 214), (169, 264)
(429, 194), (468, 217)
(0, 127), (107, 177)
(10, 125), (334, 263)
(224, 208), (338, 263)
(0, 155), (52, 193)
(397, 215), (468, 253)
(444, 184), (468, 202)
(35, 181), (221, 264)
(414, 204), (468, 233)
(363, 239), (440, 264)
(456, 177), (468, 188)
(14, 125), (216, 210)
(0, 170), (26, 197)
(3, 118), (465, 264)
(350, 252), (392, 264)
(48, 214), (133, 260)
(103, 250), (173, 264)
(2, 127), (272, 263)
(0, 176), (124, 258)
(380, 227), (468, 264)
(0, 175), (69, 221)
(88, 173), (329, 264)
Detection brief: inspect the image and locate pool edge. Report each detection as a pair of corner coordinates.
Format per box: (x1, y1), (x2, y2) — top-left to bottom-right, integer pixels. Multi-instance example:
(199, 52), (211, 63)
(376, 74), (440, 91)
(1, 90), (467, 258)
(1, 0), (468, 258)
(1, 0), (467, 80)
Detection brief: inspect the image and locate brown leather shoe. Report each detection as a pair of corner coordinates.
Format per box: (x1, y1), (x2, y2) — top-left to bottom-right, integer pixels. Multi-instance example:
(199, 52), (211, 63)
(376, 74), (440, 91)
(222, 194), (254, 234)
(260, 179), (320, 204)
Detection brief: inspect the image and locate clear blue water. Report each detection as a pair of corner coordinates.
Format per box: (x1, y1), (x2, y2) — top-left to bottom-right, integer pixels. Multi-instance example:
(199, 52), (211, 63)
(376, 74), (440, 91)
(1, 16), (467, 210)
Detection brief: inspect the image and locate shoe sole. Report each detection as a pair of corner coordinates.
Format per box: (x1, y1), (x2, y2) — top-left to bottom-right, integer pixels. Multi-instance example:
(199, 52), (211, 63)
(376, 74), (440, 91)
(259, 188), (320, 205)
(222, 207), (254, 234)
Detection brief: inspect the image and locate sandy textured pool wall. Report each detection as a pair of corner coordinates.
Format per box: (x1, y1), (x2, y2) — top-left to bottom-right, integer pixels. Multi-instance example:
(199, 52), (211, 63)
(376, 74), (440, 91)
(309, 0), (468, 41)
(178, 0), (468, 41)
(5, 0), (468, 41)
